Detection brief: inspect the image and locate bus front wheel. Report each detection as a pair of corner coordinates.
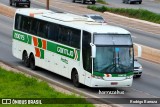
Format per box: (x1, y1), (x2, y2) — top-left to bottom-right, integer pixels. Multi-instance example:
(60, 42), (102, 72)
(72, 70), (81, 87)
(29, 54), (36, 70)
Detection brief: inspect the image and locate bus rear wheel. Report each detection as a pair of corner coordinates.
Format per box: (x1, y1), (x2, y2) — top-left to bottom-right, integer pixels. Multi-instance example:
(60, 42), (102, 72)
(29, 54), (36, 70)
(72, 70), (81, 87)
(23, 51), (29, 67)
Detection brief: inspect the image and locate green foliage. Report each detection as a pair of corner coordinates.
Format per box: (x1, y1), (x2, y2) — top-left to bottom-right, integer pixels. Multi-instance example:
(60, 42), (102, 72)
(0, 67), (94, 107)
(87, 6), (160, 24)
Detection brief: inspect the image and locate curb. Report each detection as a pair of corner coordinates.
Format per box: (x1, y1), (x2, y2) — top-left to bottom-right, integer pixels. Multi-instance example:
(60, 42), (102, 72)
(134, 44), (160, 64)
(0, 3), (15, 18)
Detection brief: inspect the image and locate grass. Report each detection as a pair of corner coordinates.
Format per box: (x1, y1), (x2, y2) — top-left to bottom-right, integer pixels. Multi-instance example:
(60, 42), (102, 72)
(97, 0), (108, 5)
(0, 67), (94, 107)
(87, 5), (160, 24)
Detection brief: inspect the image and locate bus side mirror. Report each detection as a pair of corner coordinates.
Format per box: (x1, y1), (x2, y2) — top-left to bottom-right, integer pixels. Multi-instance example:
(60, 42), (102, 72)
(90, 43), (96, 58)
(134, 44), (142, 57)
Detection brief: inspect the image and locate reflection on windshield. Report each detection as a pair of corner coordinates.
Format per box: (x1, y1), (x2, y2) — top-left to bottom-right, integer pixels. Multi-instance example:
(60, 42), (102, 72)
(93, 46), (133, 74)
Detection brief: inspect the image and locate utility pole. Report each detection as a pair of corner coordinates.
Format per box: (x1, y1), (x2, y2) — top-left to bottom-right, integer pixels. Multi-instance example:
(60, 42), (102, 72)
(46, 0), (49, 10)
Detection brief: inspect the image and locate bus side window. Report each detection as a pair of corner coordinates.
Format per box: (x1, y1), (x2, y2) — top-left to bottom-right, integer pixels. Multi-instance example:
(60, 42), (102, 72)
(48, 23), (59, 42)
(29, 18), (38, 35)
(61, 26), (70, 45)
(37, 21), (48, 38)
(15, 14), (22, 30)
(70, 28), (80, 49)
(82, 31), (92, 72)
(21, 16), (31, 33)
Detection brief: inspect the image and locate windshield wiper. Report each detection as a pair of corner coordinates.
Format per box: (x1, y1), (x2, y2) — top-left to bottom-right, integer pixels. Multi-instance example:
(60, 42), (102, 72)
(101, 64), (116, 73)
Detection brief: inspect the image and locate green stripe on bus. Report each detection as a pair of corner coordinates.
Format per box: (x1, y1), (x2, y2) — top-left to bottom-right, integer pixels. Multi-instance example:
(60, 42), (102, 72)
(93, 71), (104, 77)
(47, 41), (57, 52)
(27, 35), (32, 44)
(13, 30), (32, 44)
(111, 72), (133, 77)
(13, 30), (80, 61)
(47, 41), (80, 61)
(38, 38), (42, 48)
(40, 49), (44, 59)
(93, 71), (133, 77)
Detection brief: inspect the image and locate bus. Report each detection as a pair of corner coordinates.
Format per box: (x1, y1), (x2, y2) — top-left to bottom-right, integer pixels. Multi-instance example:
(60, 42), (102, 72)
(12, 9), (134, 88)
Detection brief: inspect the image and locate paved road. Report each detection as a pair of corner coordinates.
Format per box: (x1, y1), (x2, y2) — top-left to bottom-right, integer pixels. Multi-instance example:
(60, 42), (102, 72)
(1, 0), (160, 50)
(65, 0), (160, 14)
(104, 0), (160, 14)
(0, 8), (160, 107)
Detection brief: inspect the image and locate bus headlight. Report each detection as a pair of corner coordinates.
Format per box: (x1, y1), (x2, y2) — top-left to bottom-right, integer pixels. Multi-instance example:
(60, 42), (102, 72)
(92, 75), (104, 80)
(126, 75), (133, 79)
(139, 66), (142, 69)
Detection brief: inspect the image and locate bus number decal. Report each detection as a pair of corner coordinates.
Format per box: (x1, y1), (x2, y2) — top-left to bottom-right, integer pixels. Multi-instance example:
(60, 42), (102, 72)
(13, 31), (32, 44)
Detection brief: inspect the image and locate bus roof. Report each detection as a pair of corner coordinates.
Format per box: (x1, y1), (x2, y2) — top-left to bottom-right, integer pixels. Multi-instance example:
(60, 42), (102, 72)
(16, 8), (130, 34)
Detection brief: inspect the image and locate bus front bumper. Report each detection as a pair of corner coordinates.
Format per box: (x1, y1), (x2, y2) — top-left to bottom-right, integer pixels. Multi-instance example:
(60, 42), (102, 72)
(90, 78), (133, 87)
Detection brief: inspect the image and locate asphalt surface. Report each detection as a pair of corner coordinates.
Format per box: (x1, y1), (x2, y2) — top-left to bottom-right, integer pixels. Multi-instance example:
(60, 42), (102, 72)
(65, 0), (160, 14)
(0, 1), (160, 107)
(104, 0), (160, 14)
(1, 0), (160, 50)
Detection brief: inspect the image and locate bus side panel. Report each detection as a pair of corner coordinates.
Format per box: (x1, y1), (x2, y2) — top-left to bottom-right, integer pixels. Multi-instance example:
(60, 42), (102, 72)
(12, 39), (33, 61)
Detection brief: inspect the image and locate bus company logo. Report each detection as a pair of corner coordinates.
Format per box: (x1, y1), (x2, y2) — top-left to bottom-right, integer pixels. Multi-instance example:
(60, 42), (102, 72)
(2, 99), (11, 104)
(14, 33), (25, 41)
(57, 47), (74, 57)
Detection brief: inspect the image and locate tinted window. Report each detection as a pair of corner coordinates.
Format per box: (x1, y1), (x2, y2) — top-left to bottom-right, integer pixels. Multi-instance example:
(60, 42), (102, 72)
(70, 28), (80, 48)
(15, 14), (81, 49)
(58, 26), (69, 45)
(37, 21), (48, 38)
(21, 16), (31, 32)
(15, 14), (22, 30)
(29, 18), (38, 35)
(82, 31), (91, 72)
(48, 23), (59, 41)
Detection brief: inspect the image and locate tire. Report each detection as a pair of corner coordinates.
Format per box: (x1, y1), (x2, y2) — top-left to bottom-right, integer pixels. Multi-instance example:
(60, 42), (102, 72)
(23, 52), (30, 67)
(72, 70), (81, 87)
(136, 75), (141, 78)
(92, 1), (96, 4)
(29, 54), (36, 70)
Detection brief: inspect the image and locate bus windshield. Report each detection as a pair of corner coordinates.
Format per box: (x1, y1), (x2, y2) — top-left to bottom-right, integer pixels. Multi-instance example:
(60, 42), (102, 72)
(93, 46), (133, 74)
(93, 34), (133, 74)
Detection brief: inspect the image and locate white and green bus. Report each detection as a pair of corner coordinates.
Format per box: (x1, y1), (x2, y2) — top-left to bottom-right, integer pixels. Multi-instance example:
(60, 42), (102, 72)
(12, 9), (134, 87)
